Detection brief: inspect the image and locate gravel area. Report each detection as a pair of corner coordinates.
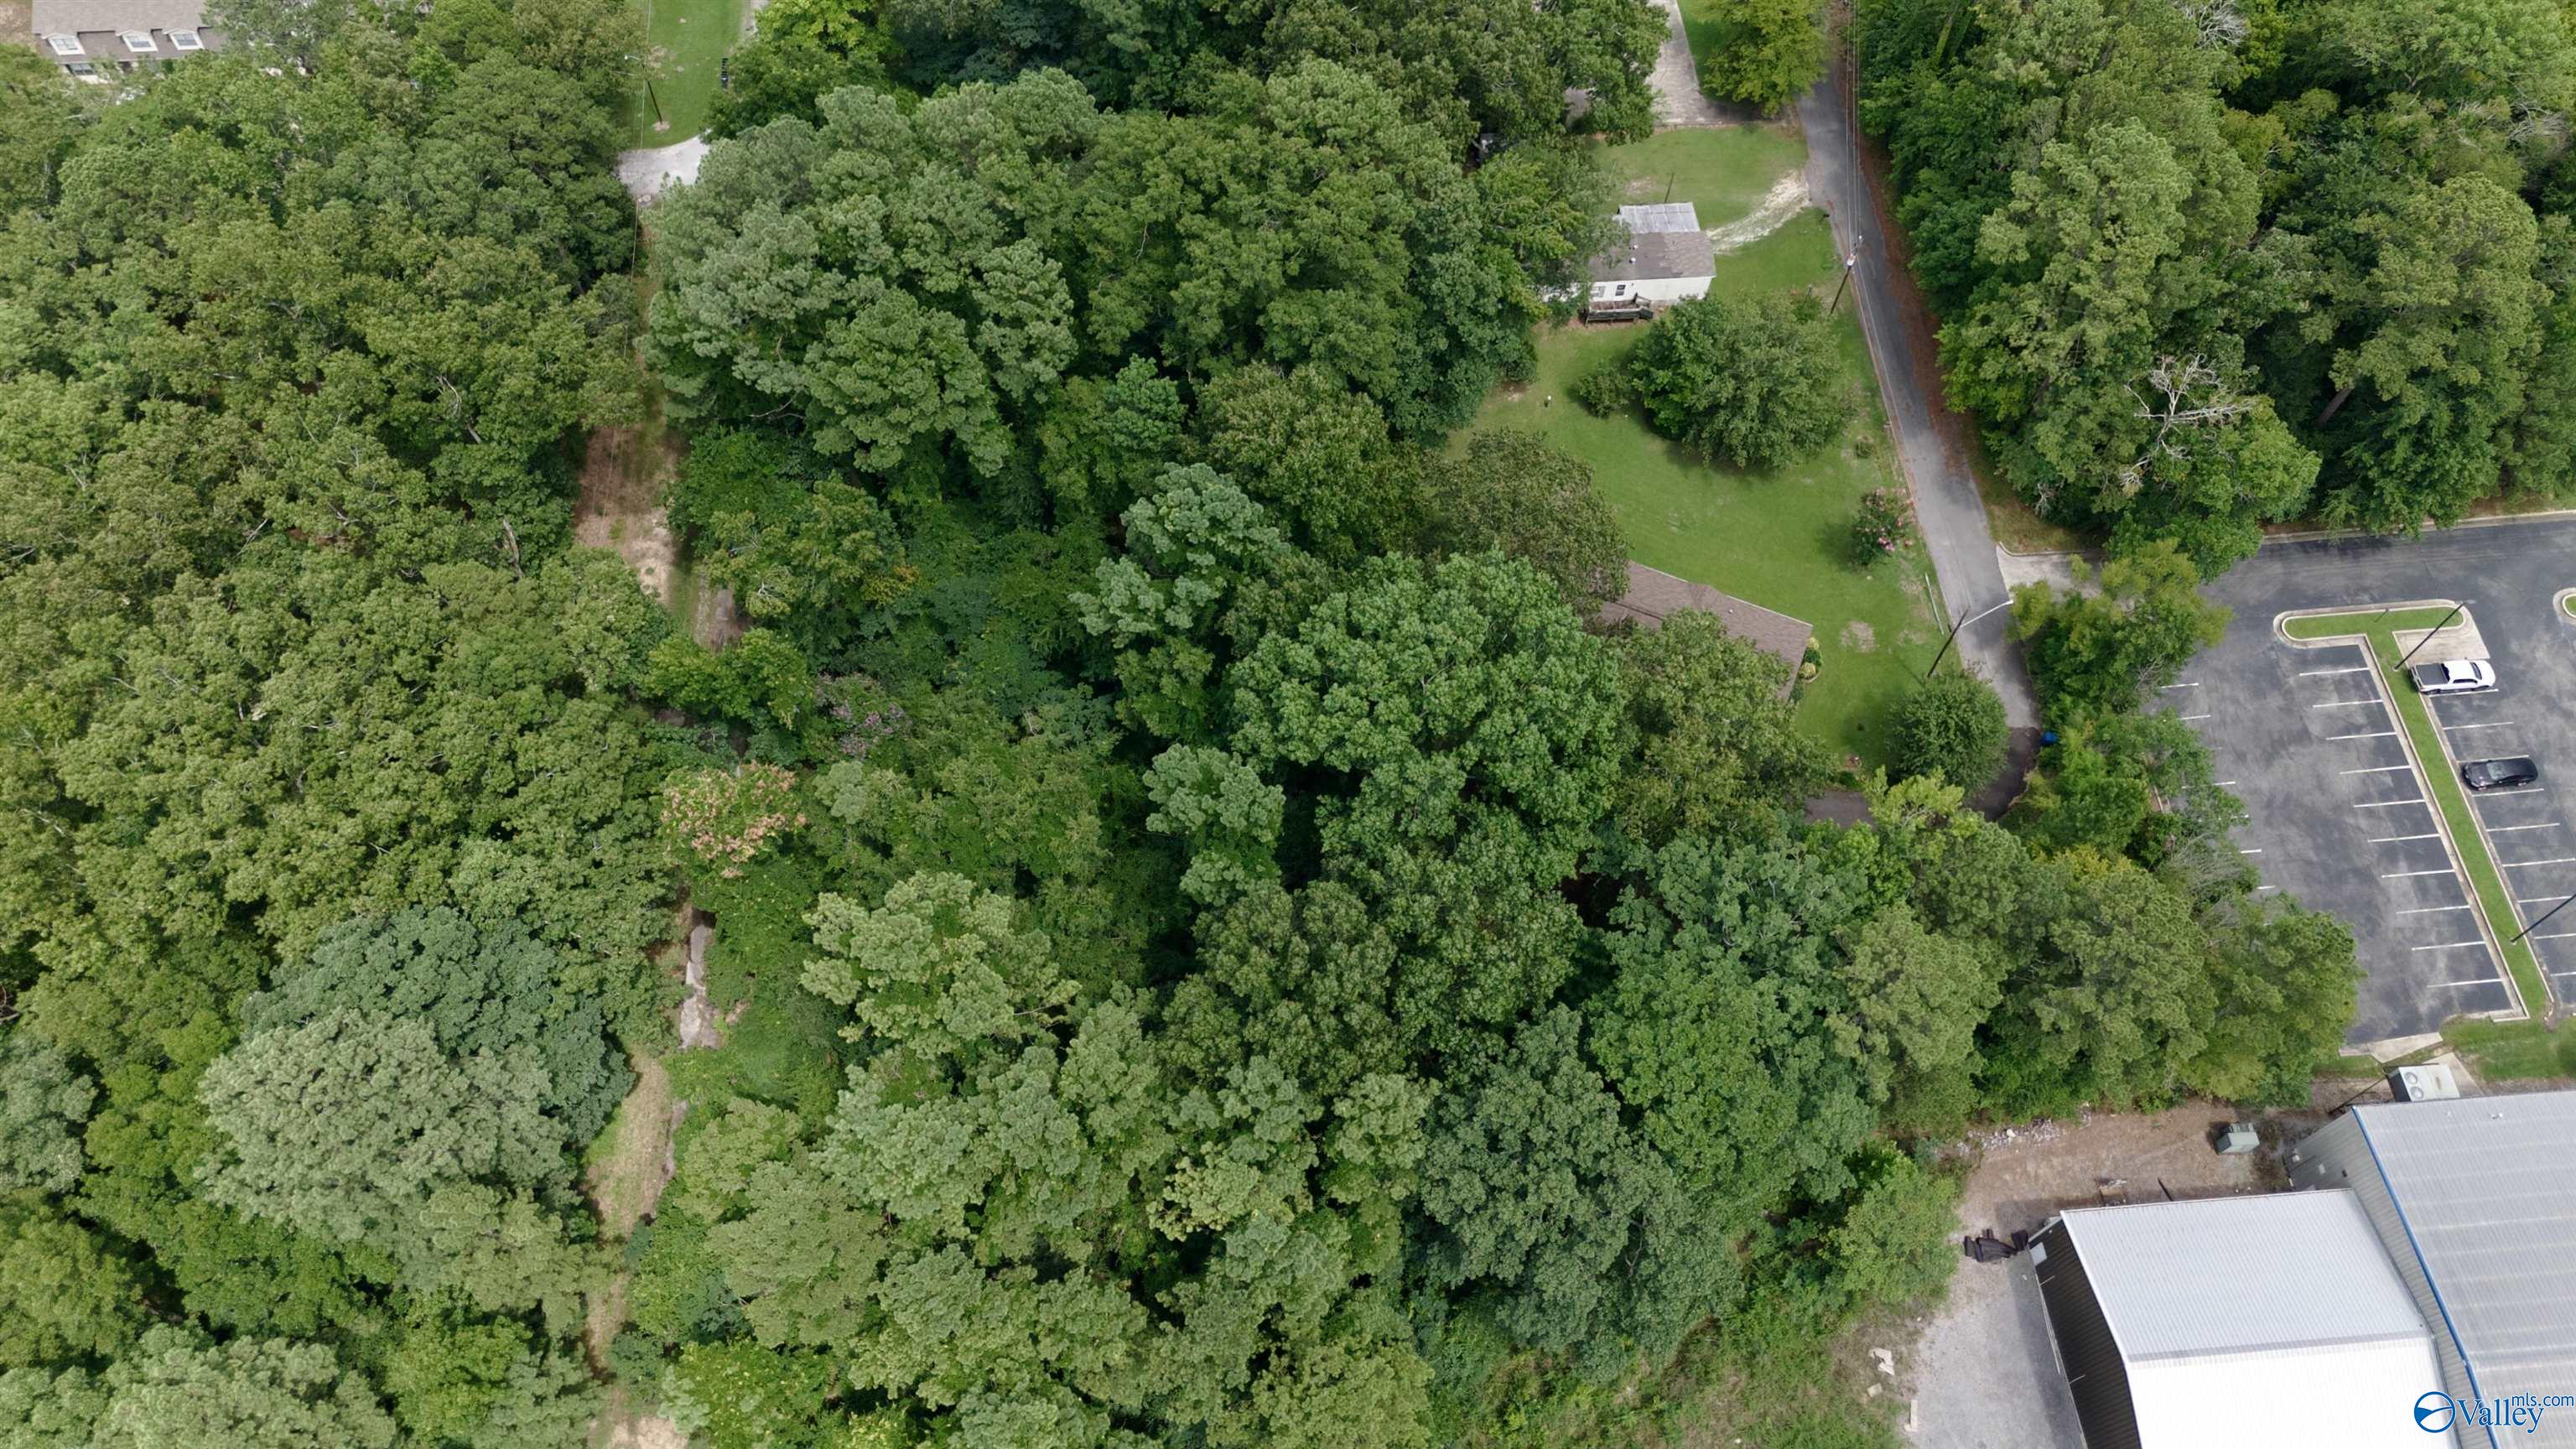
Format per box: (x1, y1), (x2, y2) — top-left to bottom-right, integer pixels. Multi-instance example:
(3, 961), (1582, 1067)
(1903, 1105), (2284, 1447)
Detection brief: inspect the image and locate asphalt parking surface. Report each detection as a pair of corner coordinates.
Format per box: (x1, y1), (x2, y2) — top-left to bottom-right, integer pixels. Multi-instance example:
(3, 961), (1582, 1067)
(2178, 518), (2576, 1046)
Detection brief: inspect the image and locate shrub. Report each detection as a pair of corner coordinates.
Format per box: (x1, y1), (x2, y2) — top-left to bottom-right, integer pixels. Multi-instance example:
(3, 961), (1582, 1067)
(1570, 359), (1636, 415)
(1892, 670), (2007, 789)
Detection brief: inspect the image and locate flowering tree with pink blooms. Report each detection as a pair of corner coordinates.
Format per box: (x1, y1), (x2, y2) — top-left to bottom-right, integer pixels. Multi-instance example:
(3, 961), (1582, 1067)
(1850, 486), (1919, 567)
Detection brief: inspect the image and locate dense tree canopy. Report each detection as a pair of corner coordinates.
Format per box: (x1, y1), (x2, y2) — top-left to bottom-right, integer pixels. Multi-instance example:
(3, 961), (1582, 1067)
(1862, 0), (2576, 554)
(0, 1), (2374, 1444)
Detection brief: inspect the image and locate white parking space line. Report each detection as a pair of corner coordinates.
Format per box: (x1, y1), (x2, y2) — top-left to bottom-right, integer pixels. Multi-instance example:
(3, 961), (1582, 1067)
(2486, 823), (2562, 833)
(2179, 713), (2212, 721)
(2299, 667), (2371, 677)
(2384, 868), (2457, 878)
(2398, 905), (2474, 914)
(2444, 721), (2516, 731)
(2439, 976), (2506, 988)
(2528, 932), (2576, 943)
(2355, 798), (2428, 809)
(2520, 896), (2572, 905)
(2342, 765), (2413, 774)
(2161, 682), (2200, 689)
(2504, 857), (2576, 869)
(2310, 699), (2377, 709)
(2475, 787), (2547, 797)
(2412, 941), (2488, 952)
(2239, 848), (2262, 854)
(2368, 834), (2439, 844)
(2329, 730), (2397, 740)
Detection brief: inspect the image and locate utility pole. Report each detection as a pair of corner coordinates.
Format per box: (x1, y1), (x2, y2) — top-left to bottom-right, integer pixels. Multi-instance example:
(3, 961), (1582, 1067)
(2395, 603), (2465, 668)
(1828, 243), (1857, 314)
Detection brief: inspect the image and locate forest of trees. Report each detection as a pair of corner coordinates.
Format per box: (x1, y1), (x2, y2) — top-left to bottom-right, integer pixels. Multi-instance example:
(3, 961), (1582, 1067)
(1859, 0), (2576, 571)
(0, 0), (2369, 1445)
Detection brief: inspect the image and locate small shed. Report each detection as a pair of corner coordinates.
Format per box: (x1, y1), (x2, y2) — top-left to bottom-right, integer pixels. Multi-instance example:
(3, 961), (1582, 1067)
(1597, 562), (1810, 699)
(2031, 1192), (2442, 1449)
(1587, 204), (1716, 311)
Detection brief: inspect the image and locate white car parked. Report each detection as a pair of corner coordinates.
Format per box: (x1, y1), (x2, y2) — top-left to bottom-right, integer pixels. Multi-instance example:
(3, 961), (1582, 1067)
(2409, 658), (2496, 695)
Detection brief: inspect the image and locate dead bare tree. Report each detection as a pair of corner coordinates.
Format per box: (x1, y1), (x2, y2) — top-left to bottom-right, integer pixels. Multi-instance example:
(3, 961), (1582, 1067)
(2171, 0), (2248, 49)
(2120, 354), (2257, 495)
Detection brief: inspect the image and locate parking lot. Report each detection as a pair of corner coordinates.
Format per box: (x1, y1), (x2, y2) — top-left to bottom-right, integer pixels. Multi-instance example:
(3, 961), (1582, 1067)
(2422, 676), (2576, 1000)
(2178, 519), (2576, 1047)
(2175, 635), (2515, 1043)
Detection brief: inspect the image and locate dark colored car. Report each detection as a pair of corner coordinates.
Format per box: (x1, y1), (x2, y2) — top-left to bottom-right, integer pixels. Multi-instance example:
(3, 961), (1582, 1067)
(2461, 757), (2540, 792)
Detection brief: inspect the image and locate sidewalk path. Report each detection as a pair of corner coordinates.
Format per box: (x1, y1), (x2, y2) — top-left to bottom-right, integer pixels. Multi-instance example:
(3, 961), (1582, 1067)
(1796, 55), (2040, 731)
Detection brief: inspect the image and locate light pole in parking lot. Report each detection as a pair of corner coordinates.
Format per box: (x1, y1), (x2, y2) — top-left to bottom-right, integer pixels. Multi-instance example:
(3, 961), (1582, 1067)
(2395, 602), (2465, 669)
(2510, 891), (2576, 947)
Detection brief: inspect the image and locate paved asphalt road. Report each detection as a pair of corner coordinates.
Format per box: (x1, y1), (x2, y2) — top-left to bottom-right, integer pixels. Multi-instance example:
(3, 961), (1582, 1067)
(2184, 518), (2576, 1045)
(1796, 58), (2039, 731)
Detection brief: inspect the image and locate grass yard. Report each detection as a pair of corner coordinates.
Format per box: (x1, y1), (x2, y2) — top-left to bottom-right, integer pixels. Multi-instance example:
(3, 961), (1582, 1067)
(1476, 129), (1940, 768)
(2283, 608), (2558, 1065)
(621, 0), (745, 145)
(1600, 127), (1808, 231)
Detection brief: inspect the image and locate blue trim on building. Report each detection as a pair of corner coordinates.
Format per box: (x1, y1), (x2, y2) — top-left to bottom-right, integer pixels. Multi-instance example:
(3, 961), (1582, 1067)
(2356, 1109), (2498, 1449)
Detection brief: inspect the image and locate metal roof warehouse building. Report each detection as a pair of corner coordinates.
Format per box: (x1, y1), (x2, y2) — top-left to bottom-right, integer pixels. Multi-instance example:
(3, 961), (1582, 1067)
(2288, 1090), (2576, 1446)
(2030, 1192), (2444, 1448)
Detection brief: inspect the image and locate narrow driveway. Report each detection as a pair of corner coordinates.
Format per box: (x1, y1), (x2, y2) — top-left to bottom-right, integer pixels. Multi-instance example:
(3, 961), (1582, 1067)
(1796, 57), (2038, 730)
(616, 136), (709, 204)
(1646, 0), (1731, 128)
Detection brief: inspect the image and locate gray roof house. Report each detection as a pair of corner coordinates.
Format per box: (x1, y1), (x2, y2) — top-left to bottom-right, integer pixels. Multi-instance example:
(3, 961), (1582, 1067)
(32, 0), (220, 81)
(1586, 203), (1716, 312)
(2288, 1089), (2576, 1446)
(1597, 562), (1810, 698)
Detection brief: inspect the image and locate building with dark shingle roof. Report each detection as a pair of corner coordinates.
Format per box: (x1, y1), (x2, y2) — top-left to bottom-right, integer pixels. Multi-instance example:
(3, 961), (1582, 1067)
(32, 0), (221, 81)
(1598, 562), (1810, 698)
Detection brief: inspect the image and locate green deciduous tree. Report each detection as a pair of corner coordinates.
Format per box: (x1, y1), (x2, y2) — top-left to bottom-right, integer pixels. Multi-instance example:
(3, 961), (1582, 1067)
(1228, 553), (1622, 1044)
(1701, 0), (1828, 112)
(1416, 429), (1628, 612)
(0, 1205), (149, 1370)
(245, 908), (632, 1150)
(1075, 468), (1293, 744)
(1891, 669), (2008, 790)
(197, 1010), (565, 1270)
(1818, 1145), (1957, 1311)
(1621, 293), (1849, 470)
(667, 429), (917, 647)
(2011, 539), (2228, 724)
(1587, 839), (1876, 1228)
(1417, 1008), (1733, 1375)
(88, 1327), (397, 1449)
(0, 1030), (93, 1195)
(1611, 610), (1830, 845)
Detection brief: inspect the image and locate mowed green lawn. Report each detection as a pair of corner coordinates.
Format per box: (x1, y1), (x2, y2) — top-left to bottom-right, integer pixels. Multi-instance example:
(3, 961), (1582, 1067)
(1472, 132), (1940, 769)
(621, 0), (745, 145)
